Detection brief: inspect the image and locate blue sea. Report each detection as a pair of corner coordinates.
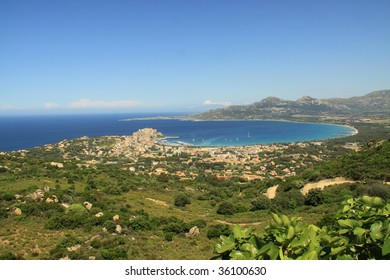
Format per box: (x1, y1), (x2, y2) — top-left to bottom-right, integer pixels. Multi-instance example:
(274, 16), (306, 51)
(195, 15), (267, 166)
(0, 114), (356, 152)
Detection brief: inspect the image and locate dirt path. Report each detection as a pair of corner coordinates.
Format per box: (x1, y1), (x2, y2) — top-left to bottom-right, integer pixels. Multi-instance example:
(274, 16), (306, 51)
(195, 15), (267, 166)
(215, 220), (262, 226)
(300, 177), (355, 195)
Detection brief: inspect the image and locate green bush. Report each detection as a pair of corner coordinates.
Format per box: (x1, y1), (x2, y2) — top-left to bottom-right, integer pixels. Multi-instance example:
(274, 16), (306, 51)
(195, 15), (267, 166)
(174, 193), (191, 207)
(164, 232), (175, 242)
(305, 189), (324, 206)
(2, 193), (14, 201)
(103, 220), (117, 233)
(217, 202), (236, 215)
(0, 252), (18, 260)
(100, 248), (127, 260)
(207, 224), (232, 239)
(251, 196), (271, 211)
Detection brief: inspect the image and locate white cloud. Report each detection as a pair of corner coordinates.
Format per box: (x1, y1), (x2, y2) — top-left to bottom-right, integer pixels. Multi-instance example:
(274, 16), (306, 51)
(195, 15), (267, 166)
(0, 104), (20, 111)
(44, 102), (59, 109)
(69, 99), (141, 109)
(204, 100), (232, 107)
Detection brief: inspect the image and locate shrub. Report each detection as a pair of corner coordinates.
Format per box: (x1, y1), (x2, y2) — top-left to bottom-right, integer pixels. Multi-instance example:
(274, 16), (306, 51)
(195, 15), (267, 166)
(127, 216), (153, 231)
(66, 203), (88, 215)
(174, 193), (191, 207)
(0, 252), (18, 260)
(103, 220), (116, 233)
(164, 232), (175, 242)
(217, 202), (236, 215)
(207, 224), (232, 239)
(305, 189), (324, 206)
(100, 248), (127, 260)
(2, 193), (14, 201)
(251, 196), (271, 211)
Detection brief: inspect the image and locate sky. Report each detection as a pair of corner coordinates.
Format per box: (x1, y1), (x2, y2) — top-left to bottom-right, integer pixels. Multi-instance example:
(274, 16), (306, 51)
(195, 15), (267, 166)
(1, 0), (390, 115)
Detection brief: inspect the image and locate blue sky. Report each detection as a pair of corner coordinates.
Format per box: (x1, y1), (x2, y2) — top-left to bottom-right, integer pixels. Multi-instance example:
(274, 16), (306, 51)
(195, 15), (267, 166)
(1, 0), (389, 115)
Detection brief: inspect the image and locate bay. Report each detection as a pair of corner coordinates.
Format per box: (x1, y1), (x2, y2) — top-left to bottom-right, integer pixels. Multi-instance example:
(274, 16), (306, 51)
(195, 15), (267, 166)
(0, 114), (356, 152)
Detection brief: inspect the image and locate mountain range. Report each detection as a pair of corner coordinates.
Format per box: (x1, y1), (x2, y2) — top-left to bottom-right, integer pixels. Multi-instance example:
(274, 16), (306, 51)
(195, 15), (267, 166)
(193, 90), (390, 120)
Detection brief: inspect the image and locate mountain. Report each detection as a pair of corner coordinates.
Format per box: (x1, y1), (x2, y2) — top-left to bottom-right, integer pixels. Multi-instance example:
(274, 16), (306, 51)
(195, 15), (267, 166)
(193, 90), (390, 120)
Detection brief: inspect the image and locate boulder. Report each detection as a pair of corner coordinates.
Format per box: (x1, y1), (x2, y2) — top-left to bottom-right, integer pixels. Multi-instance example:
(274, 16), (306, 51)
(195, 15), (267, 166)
(13, 208), (22, 216)
(95, 212), (104, 218)
(61, 203), (70, 209)
(115, 224), (122, 234)
(113, 215), (120, 222)
(83, 201), (93, 211)
(188, 226), (200, 236)
(67, 244), (81, 252)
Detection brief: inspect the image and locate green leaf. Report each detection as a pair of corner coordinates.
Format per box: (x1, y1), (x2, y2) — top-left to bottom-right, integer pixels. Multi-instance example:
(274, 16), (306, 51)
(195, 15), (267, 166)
(230, 250), (250, 260)
(257, 243), (272, 255)
(342, 204), (351, 213)
(268, 244), (279, 260)
(233, 225), (252, 240)
(299, 250), (318, 260)
(281, 215), (291, 227)
(370, 222), (383, 241)
(338, 219), (362, 229)
(271, 213), (282, 225)
(287, 226), (295, 240)
(330, 246), (347, 256)
(382, 236), (390, 256)
(372, 197), (385, 208)
(240, 243), (258, 258)
(353, 227), (366, 238)
(214, 242), (236, 254)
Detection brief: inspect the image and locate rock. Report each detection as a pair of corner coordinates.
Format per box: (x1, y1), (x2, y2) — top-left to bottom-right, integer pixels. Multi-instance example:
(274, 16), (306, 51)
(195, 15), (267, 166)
(102, 227), (108, 233)
(60, 256), (70, 260)
(13, 208), (22, 216)
(46, 197), (54, 203)
(115, 224), (122, 234)
(52, 195), (59, 203)
(61, 203), (70, 209)
(50, 162), (64, 168)
(67, 244), (81, 252)
(113, 215), (120, 222)
(89, 256), (96, 260)
(95, 212), (104, 218)
(188, 226), (200, 236)
(44, 186), (50, 192)
(83, 201), (93, 211)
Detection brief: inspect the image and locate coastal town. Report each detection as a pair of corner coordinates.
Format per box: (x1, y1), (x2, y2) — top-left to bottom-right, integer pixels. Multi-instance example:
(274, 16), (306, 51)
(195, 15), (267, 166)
(25, 128), (348, 183)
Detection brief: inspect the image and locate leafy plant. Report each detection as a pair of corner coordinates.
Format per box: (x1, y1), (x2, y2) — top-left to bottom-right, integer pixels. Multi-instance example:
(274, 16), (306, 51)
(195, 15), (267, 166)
(213, 196), (390, 260)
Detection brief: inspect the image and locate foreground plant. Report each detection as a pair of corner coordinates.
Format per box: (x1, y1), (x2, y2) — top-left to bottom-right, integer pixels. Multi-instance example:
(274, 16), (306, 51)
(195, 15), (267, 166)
(213, 196), (390, 260)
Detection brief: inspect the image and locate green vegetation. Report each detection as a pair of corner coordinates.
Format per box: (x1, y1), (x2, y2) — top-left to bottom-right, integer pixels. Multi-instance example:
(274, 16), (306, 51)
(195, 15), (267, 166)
(0, 121), (389, 259)
(213, 196), (390, 260)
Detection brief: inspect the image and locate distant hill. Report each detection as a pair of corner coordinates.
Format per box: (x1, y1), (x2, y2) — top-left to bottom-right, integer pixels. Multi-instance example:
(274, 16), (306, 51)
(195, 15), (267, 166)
(193, 90), (390, 120)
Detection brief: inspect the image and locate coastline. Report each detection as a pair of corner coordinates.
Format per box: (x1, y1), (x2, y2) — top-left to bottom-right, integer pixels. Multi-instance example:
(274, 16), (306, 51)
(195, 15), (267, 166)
(124, 116), (359, 143)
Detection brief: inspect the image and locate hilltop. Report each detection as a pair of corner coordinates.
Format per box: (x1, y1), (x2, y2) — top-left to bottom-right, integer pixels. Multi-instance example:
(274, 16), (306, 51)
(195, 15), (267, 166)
(193, 90), (390, 121)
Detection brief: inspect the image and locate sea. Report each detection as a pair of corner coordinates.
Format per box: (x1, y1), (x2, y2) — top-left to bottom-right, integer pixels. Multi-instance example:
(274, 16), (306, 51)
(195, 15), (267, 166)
(0, 113), (357, 152)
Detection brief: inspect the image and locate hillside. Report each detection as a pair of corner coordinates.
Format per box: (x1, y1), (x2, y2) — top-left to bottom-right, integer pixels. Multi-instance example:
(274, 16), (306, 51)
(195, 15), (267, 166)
(0, 125), (389, 259)
(193, 90), (390, 120)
